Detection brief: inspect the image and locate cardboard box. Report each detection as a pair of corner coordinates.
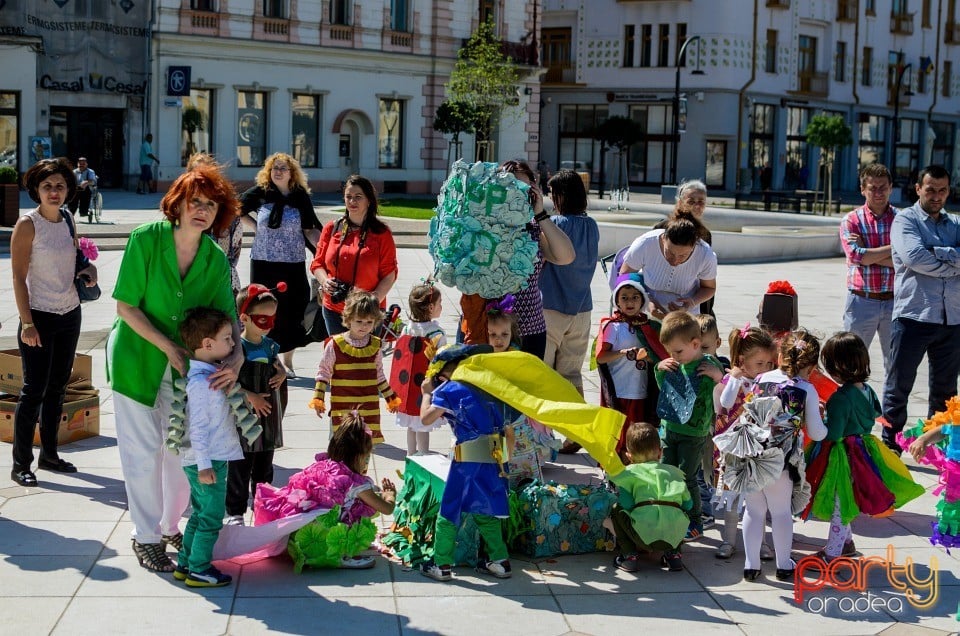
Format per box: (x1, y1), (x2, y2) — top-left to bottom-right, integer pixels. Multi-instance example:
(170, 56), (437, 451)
(0, 394), (100, 446)
(0, 349), (93, 395)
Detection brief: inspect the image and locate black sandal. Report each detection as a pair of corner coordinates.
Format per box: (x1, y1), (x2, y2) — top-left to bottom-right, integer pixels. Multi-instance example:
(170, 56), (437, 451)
(132, 540), (175, 573)
(11, 469), (38, 487)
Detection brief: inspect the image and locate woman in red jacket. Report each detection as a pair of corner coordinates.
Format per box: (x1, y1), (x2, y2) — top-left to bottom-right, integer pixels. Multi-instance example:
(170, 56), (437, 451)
(310, 175), (398, 335)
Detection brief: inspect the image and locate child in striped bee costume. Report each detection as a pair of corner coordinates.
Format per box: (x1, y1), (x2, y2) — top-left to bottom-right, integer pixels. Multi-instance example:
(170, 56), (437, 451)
(310, 290), (401, 443)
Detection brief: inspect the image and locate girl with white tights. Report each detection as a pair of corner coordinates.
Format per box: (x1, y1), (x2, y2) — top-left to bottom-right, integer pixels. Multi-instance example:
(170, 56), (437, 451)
(744, 330), (827, 581)
(712, 326), (775, 560)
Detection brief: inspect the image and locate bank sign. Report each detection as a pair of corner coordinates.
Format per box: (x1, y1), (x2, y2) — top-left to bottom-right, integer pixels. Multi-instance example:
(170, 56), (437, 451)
(0, 3), (150, 95)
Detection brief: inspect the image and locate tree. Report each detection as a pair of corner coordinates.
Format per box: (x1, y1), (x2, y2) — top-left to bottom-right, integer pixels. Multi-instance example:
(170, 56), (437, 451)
(591, 116), (644, 199)
(446, 20), (521, 162)
(805, 114), (853, 211)
(433, 100), (481, 167)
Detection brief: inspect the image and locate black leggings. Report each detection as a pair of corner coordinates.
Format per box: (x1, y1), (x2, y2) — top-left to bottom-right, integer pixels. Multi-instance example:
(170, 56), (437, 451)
(13, 307), (82, 470)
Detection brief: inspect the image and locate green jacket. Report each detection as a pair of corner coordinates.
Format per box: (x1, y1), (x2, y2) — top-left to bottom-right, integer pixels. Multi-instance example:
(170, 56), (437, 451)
(107, 221), (236, 406)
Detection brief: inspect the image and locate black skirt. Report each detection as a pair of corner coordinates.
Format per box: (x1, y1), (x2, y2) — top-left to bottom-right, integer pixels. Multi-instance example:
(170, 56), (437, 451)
(238, 359), (288, 453)
(250, 259), (310, 352)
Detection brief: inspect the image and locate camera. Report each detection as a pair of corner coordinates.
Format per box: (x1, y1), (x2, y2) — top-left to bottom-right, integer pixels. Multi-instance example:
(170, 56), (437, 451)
(328, 279), (352, 304)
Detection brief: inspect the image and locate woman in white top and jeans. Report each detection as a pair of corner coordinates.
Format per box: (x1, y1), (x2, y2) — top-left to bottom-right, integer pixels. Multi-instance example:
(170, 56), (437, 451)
(10, 158), (98, 486)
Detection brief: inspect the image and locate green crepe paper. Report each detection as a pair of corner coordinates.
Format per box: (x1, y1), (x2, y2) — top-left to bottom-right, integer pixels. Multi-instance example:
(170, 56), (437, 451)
(936, 498), (960, 536)
(287, 506), (377, 574)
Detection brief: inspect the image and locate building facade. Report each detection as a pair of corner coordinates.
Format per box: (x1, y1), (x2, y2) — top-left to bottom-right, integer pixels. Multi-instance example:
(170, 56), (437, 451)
(0, 0), (541, 193)
(540, 0), (960, 194)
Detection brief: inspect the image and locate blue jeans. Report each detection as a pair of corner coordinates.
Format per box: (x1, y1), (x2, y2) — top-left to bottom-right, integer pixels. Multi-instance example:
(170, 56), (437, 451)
(842, 293), (893, 378)
(881, 318), (960, 445)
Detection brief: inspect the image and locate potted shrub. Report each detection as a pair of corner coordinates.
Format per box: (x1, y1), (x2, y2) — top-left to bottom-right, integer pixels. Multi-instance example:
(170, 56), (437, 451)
(0, 165), (19, 227)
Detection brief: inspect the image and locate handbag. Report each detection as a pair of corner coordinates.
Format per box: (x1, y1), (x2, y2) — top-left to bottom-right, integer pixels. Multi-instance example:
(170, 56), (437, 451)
(61, 208), (102, 302)
(302, 277), (328, 343)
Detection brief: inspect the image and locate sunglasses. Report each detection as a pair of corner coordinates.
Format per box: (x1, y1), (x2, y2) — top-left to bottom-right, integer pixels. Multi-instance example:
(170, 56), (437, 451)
(249, 314), (276, 330)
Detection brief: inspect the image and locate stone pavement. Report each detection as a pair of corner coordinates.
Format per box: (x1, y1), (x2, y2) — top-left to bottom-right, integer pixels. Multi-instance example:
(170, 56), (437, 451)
(0, 198), (957, 635)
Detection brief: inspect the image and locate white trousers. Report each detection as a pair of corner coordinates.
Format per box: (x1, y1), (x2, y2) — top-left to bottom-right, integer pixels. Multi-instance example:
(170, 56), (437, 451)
(113, 369), (190, 544)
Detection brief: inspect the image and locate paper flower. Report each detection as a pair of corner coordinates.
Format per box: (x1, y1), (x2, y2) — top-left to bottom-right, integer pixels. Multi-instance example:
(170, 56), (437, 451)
(78, 237), (99, 261)
(766, 280), (797, 295)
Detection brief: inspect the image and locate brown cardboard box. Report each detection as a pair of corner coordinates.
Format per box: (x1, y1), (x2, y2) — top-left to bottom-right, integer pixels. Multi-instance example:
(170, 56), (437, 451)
(0, 394), (100, 446)
(0, 349), (94, 395)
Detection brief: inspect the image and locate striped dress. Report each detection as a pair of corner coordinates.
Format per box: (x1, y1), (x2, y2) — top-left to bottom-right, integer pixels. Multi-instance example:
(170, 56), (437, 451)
(316, 334), (396, 444)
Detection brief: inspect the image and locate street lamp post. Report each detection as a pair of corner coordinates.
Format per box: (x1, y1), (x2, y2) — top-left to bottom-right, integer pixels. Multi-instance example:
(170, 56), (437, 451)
(891, 60), (914, 185)
(671, 35), (705, 185)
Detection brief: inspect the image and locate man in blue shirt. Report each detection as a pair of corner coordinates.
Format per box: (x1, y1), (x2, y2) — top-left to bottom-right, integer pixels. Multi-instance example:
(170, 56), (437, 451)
(882, 165), (960, 453)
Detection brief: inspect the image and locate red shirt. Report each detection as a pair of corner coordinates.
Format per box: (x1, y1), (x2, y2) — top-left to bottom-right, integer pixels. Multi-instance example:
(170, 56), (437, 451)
(310, 220), (398, 312)
(840, 204), (896, 294)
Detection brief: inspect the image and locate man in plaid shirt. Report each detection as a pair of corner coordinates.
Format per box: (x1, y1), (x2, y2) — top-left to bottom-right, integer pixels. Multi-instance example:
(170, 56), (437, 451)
(840, 163), (896, 381)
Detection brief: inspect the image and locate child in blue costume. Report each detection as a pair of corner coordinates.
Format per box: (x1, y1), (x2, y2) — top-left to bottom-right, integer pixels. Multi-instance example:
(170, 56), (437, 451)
(418, 344), (513, 582)
(610, 421), (691, 573)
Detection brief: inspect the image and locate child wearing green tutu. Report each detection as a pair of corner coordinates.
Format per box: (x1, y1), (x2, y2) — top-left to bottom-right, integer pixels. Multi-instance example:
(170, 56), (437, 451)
(804, 332), (924, 560)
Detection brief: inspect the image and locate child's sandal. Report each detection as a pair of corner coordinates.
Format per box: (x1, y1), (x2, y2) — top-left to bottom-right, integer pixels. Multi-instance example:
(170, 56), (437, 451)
(132, 540), (175, 572)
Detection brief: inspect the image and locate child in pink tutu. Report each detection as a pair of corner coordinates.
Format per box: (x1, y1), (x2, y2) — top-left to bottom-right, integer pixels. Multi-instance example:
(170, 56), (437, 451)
(254, 412), (396, 569)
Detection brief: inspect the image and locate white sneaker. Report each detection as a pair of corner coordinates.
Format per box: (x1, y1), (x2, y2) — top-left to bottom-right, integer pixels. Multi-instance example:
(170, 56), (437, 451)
(340, 555), (376, 569)
(224, 515), (245, 526)
(420, 561), (452, 581)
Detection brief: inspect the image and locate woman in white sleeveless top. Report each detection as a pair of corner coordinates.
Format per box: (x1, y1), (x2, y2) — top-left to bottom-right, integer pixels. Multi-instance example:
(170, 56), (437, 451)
(10, 158), (98, 487)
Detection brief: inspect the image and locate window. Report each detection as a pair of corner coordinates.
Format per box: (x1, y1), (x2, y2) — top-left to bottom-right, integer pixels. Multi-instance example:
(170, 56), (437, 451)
(0, 92), (18, 169)
(181, 89), (213, 166)
(479, 0), (496, 25)
(862, 47), (873, 86)
(892, 0), (908, 15)
(640, 25), (652, 67)
(676, 23), (688, 66)
(944, 61), (953, 97)
(930, 121), (955, 174)
(330, 0), (349, 25)
(391, 0), (409, 32)
(798, 35), (816, 74)
(894, 118), (921, 182)
(922, 0), (932, 26)
(625, 104), (671, 185)
(236, 91), (267, 167)
(559, 104), (608, 183)
(784, 107), (811, 190)
(858, 113), (886, 170)
(263, 0), (285, 18)
(623, 25), (635, 67)
(378, 98), (403, 169)
(835, 41), (847, 82)
(657, 24), (670, 67)
(918, 65), (928, 93)
(749, 104), (775, 190)
(865, 0), (876, 14)
(292, 94), (320, 168)
(191, 0), (216, 9)
(705, 140), (726, 187)
(765, 30), (777, 73)
(543, 28), (572, 80)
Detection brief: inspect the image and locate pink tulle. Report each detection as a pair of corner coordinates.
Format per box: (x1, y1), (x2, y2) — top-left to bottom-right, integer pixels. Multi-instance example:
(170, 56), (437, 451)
(254, 453), (375, 526)
(897, 431), (960, 502)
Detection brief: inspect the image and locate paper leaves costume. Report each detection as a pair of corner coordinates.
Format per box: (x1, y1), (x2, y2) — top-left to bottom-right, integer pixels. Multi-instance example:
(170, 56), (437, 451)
(898, 397), (960, 549)
(428, 160), (539, 299)
(166, 377), (262, 453)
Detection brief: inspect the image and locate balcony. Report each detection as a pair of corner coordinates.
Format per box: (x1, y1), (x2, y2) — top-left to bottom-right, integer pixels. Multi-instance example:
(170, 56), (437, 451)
(794, 71), (829, 97)
(544, 64), (575, 83)
(254, 16), (290, 42)
(180, 9), (220, 36)
(382, 29), (413, 53)
(890, 12), (914, 35)
(837, 0), (857, 22)
(946, 21), (960, 44)
(460, 38), (539, 66)
(330, 24), (353, 41)
(766, 0), (790, 7)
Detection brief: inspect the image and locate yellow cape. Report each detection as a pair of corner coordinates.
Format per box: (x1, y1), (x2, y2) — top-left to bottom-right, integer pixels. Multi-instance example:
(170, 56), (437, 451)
(452, 351), (626, 476)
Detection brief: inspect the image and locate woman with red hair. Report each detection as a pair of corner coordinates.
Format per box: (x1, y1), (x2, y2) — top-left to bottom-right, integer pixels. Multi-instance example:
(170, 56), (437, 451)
(107, 162), (244, 573)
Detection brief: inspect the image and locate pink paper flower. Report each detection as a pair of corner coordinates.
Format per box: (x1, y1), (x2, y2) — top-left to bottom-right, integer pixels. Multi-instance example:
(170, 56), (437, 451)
(78, 237), (99, 261)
